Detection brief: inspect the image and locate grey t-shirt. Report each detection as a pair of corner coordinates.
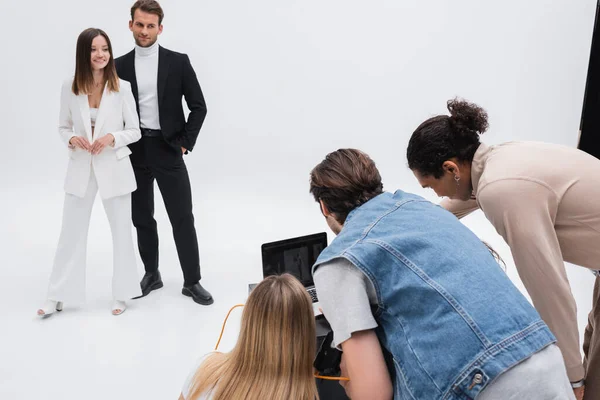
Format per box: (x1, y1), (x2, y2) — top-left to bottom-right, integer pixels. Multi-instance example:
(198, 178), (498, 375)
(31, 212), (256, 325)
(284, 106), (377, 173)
(182, 354), (214, 400)
(313, 257), (379, 348)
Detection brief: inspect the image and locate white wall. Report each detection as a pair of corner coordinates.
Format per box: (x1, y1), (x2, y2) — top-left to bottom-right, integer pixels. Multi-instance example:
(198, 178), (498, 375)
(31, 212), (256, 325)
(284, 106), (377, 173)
(2, 0), (594, 190)
(2, 0), (596, 236)
(0, 1), (597, 398)
(4, 0), (594, 287)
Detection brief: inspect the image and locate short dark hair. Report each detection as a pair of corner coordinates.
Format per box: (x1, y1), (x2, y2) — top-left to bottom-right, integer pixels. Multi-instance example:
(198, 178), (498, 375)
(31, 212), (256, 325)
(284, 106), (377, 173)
(131, 0), (164, 25)
(309, 149), (384, 223)
(72, 28), (120, 95)
(406, 98), (489, 178)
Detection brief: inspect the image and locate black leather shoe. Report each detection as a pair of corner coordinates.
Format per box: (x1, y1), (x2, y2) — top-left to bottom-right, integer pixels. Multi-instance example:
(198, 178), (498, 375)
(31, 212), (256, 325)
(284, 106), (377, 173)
(133, 271), (164, 299)
(182, 282), (214, 305)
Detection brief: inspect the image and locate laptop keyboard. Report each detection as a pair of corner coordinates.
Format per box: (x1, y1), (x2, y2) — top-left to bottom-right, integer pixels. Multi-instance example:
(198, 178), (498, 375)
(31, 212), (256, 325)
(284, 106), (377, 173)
(308, 287), (319, 303)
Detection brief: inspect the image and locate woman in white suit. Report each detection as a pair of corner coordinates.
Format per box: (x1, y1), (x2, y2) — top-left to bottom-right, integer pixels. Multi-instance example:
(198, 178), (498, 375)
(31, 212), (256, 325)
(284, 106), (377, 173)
(37, 28), (142, 317)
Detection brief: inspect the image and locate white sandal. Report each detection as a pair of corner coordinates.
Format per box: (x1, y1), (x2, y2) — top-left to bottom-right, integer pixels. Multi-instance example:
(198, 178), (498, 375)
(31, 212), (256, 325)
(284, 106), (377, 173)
(37, 300), (63, 317)
(112, 300), (127, 316)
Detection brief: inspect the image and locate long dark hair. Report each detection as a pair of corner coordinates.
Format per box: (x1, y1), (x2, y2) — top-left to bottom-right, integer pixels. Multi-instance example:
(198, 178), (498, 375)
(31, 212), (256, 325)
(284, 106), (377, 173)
(407, 98), (489, 178)
(72, 28), (119, 95)
(310, 149), (384, 223)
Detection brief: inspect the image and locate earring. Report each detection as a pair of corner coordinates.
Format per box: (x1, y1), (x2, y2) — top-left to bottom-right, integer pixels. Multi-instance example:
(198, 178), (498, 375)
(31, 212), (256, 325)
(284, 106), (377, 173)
(454, 175), (460, 185)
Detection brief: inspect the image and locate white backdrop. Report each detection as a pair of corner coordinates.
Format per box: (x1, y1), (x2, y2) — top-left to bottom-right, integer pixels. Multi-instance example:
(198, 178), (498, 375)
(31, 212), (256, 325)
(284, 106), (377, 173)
(0, 1), (597, 398)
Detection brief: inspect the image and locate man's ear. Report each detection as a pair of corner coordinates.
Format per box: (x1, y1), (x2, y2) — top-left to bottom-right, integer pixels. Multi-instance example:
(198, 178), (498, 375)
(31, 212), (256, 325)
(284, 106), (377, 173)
(319, 199), (332, 217)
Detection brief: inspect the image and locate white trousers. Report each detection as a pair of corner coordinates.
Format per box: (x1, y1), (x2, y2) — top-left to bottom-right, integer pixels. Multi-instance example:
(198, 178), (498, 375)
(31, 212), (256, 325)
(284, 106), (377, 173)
(47, 170), (142, 303)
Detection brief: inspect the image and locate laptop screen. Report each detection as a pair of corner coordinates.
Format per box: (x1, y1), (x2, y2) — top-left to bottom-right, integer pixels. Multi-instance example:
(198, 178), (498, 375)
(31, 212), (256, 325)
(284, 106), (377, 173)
(261, 233), (328, 288)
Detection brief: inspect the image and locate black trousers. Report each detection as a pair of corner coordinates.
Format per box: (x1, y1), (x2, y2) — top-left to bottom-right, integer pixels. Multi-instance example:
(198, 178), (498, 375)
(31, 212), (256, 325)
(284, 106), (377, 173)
(583, 275), (600, 399)
(130, 136), (201, 286)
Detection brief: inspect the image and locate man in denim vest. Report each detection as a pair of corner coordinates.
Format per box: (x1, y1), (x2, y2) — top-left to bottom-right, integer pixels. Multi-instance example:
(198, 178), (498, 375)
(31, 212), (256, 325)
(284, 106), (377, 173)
(309, 149), (573, 400)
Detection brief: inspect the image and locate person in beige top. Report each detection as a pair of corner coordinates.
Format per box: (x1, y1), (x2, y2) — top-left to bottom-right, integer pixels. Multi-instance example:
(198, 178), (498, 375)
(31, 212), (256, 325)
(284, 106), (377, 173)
(406, 98), (600, 400)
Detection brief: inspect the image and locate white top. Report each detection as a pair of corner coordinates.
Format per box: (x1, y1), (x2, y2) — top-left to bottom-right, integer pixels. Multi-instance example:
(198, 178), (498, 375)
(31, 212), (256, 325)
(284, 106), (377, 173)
(134, 41), (161, 130)
(182, 354), (215, 400)
(90, 107), (98, 127)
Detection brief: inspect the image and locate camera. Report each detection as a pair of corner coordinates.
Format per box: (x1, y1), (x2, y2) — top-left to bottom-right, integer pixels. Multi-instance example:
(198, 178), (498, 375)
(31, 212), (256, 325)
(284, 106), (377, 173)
(314, 330), (343, 377)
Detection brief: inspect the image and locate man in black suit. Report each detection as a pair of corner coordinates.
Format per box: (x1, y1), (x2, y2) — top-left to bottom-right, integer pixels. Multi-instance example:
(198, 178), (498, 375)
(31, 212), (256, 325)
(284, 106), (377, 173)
(115, 0), (213, 306)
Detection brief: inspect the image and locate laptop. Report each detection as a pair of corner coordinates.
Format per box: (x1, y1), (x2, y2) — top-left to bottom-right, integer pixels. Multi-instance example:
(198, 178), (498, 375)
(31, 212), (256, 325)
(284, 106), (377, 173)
(261, 232), (328, 317)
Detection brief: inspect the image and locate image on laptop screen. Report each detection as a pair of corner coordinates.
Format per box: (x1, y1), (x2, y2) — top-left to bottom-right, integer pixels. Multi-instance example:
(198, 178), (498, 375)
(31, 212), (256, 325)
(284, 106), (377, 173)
(261, 233), (327, 288)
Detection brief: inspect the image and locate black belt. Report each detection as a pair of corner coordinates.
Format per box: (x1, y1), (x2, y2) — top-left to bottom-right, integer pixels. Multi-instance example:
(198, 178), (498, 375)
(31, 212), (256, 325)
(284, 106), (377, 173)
(141, 128), (162, 137)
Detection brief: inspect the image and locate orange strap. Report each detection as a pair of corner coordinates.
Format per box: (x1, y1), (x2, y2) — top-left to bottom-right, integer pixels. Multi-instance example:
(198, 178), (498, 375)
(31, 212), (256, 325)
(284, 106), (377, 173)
(216, 304), (349, 382)
(314, 375), (350, 381)
(214, 304), (245, 351)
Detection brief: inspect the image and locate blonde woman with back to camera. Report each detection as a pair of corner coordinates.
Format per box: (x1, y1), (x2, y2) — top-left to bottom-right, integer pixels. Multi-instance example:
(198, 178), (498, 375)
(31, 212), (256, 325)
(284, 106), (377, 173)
(37, 28), (142, 317)
(179, 274), (318, 400)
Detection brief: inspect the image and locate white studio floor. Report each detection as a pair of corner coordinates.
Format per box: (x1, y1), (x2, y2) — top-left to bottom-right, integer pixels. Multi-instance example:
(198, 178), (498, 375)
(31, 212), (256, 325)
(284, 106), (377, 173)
(0, 180), (596, 400)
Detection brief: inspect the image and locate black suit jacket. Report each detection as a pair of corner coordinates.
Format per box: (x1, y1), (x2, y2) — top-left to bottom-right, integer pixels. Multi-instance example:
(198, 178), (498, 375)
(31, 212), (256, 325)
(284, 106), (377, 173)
(115, 46), (207, 153)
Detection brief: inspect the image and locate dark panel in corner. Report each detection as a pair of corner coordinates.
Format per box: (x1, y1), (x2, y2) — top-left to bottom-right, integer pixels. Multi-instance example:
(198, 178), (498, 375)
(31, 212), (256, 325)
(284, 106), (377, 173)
(580, 1), (600, 159)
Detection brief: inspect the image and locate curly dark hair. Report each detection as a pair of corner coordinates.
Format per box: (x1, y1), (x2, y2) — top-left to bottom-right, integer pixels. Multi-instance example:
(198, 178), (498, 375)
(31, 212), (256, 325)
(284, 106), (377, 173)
(407, 98), (489, 178)
(309, 149), (384, 223)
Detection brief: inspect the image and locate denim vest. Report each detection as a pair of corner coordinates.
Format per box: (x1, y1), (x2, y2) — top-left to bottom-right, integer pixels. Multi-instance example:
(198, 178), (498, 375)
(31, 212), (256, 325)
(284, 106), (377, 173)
(313, 191), (555, 400)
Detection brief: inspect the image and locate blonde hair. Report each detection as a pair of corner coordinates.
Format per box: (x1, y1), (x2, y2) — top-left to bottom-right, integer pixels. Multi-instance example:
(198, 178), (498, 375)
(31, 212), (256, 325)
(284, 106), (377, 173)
(188, 274), (318, 400)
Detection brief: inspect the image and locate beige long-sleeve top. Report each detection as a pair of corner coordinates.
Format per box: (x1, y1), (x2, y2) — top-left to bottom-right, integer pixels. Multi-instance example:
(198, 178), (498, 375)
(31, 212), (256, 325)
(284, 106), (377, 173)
(441, 141), (600, 382)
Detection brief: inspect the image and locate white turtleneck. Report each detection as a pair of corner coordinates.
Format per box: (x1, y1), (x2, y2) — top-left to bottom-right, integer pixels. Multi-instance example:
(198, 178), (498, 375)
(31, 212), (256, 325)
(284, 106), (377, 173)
(135, 41), (161, 130)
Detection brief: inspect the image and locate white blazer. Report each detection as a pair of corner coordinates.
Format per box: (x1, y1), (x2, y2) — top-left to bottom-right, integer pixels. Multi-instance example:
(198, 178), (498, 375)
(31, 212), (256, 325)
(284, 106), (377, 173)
(59, 78), (141, 199)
